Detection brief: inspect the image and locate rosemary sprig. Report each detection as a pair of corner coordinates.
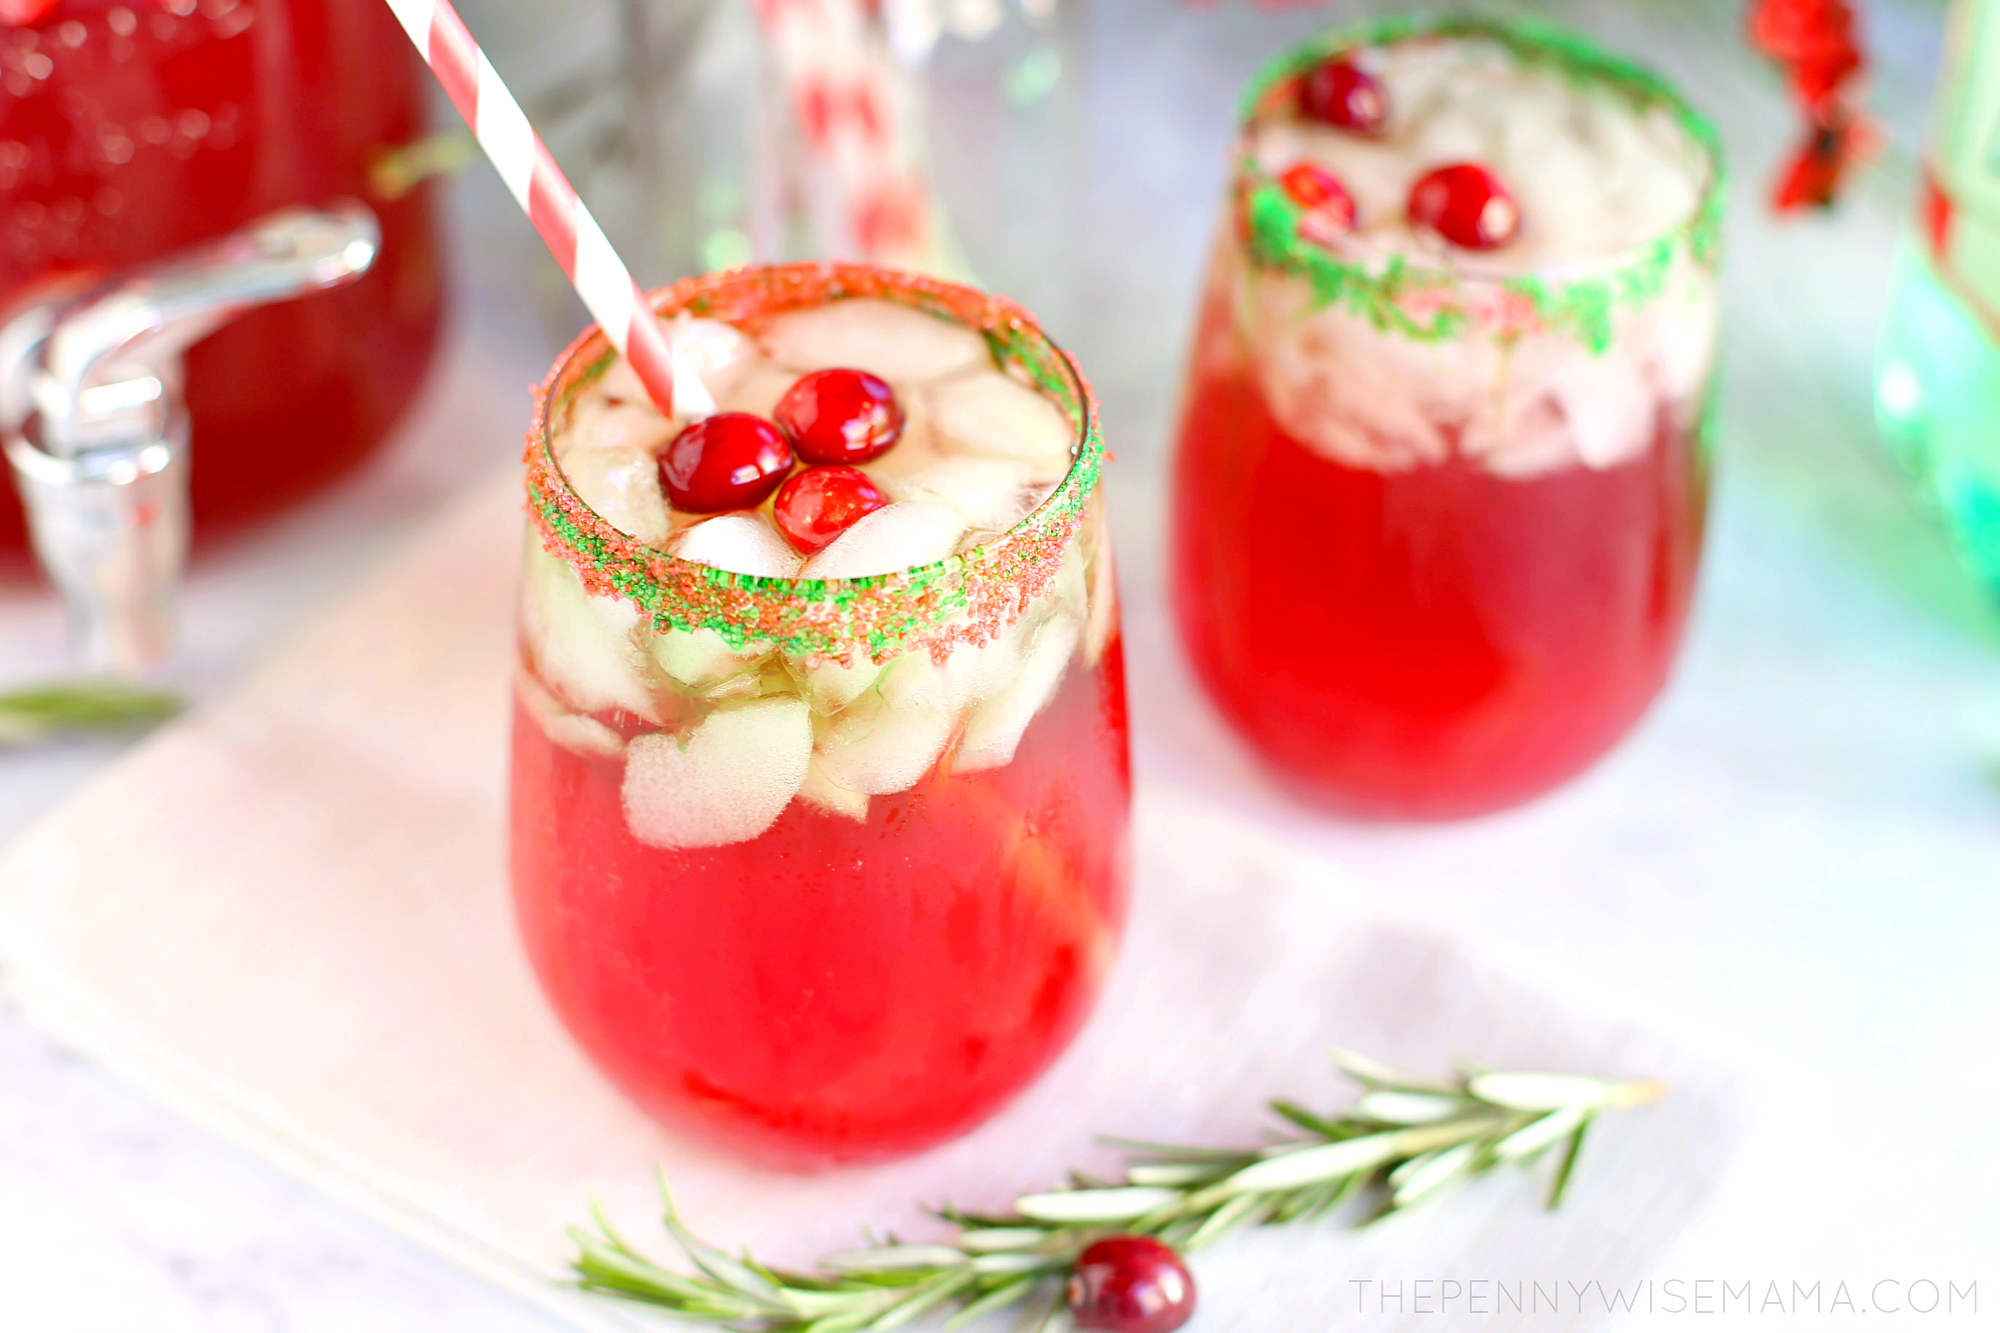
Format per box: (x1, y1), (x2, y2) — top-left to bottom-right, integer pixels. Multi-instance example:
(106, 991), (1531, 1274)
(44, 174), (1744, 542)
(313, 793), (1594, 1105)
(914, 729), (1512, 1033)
(0, 681), (182, 749)
(569, 1051), (1662, 1332)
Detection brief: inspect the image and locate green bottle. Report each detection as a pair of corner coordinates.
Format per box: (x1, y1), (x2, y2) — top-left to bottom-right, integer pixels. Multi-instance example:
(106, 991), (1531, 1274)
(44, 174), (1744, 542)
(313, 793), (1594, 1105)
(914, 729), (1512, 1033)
(1876, 0), (2000, 597)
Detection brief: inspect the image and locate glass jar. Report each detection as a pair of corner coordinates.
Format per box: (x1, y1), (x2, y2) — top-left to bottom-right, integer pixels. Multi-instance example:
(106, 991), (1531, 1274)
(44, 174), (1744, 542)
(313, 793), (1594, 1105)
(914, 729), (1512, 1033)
(1170, 16), (1725, 819)
(510, 263), (1129, 1165)
(0, 0), (443, 559)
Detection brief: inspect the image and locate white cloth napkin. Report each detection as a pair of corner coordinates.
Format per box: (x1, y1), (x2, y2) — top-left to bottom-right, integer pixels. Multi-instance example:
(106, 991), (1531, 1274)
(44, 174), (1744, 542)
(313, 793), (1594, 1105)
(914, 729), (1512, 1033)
(0, 472), (1742, 1331)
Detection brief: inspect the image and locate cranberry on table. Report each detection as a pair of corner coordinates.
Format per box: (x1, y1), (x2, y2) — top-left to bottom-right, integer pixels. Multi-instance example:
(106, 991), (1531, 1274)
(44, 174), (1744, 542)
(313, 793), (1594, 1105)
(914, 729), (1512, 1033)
(774, 368), (905, 464)
(659, 412), (794, 513)
(772, 465), (887, 554)
(1280, 162), (1358, 237)
(1407, 163), (1521, 250)
(1066, 1236), (1196, 1333)
(1298, 56), (1388, 135)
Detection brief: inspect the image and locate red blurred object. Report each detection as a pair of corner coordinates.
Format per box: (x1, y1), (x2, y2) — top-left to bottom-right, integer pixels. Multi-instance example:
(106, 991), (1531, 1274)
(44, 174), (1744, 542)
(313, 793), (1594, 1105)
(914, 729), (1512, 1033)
(0, 0), (444, 563)
(1297, 56), (1387, 135)
(1066, 1237), (1197, 1333)
(1407, 162), (1521, 251)
(1748, 0), (1875, 211)
(773, 366), (904, 465)
(772, 464), (886, 553)
(658, 412), (794, 513)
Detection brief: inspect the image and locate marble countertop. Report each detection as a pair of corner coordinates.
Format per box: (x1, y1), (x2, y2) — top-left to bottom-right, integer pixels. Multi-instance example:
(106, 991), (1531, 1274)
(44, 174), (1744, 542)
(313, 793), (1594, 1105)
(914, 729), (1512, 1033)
(3, 0), (1994, 1327)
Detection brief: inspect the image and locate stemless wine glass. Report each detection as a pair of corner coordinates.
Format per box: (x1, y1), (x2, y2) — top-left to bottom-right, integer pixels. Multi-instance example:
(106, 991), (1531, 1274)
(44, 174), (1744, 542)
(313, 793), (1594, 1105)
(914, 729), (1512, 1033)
(510, 263), (1129, 1166)
(1172, 16), (1724, 819)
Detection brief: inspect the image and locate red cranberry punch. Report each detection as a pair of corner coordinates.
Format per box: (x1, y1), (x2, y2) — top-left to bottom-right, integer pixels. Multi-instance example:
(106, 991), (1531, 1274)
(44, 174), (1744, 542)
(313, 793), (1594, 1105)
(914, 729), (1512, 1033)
(512, 264), (1130, 1165)
(1173, 17), (1725, 819)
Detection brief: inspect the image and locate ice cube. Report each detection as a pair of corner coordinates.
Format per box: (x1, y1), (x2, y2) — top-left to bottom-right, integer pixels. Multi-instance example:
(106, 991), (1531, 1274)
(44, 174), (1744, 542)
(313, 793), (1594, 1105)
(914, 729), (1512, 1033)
(621, 696), (812, 849)
(594, 316), (755, 409)
(881, 457), (1038, 534)
(803, 502), (965, 580)
(759, 298), (991, 385)
(516, 672), (627, 761)
(952, 611), (1079, 773)
(922, 370), (1075, 485)
(715, 356), (801, 419)
(653, 626), (767, 690)
(673, 514), (803, 579)
(813, 654), (956, 795)
(560, 443), (672, 547)
(574, 400), (677, 455)
(797, 759), (870, 821)
(795, 652), (882, 714)
(938, 610), (1036, 710)
(520, 540), (663, 722)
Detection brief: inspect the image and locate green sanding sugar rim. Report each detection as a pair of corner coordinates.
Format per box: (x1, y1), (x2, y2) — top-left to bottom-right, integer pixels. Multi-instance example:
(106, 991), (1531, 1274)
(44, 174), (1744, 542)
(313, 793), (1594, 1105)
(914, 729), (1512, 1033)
(1237, 13), (1726, 355)
(525, 262), (1105, 665)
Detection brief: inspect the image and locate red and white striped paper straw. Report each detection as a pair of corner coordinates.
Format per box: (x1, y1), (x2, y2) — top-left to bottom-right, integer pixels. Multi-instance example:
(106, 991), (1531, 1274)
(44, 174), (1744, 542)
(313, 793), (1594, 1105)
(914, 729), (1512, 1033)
(383, 0), (713, 417)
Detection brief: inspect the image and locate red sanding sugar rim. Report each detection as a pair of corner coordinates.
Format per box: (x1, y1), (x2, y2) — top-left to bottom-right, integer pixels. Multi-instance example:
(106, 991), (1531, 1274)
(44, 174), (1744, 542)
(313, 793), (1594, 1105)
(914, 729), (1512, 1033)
(526, 262), (1106, 666)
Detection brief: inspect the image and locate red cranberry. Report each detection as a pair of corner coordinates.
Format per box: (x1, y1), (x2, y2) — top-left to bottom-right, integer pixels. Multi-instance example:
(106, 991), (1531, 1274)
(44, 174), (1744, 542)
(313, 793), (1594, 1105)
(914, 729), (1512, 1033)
(658, 413), (794, 513)
(1298, 57), (1387, 135)
(1066, 1237), (1195, 1333)
(774, 368), (904, 464)
(772, 466), (887, 553)
(1407, 163), (1521, 250)
(1280, 163), (1357, 238)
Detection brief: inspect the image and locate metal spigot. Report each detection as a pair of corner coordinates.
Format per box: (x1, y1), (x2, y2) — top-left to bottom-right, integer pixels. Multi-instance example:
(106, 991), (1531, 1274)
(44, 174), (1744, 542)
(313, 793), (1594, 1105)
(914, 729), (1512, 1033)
(1, 203), (381, 675)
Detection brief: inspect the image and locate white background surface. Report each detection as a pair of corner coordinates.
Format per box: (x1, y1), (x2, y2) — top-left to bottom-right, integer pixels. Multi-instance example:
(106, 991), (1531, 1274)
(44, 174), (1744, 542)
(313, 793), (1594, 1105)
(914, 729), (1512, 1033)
(2, 0), (1995, 1328)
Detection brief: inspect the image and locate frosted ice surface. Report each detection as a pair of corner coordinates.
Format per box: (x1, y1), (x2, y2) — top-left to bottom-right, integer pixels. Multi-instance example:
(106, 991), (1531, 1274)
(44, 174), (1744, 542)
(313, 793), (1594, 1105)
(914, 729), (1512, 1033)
(560, 443), (671, 548)
(520, 541), (661, 722)
(517, 673), (627, 761)
(953, 611), (1080, 773)
(565, 400), (677, 456)
(759, 298), (991, 384)
(803, 502), (966, 580)
(673, 514), (803, 579)
(882, 457), (1039, 534)
(813, 653), (956, 795)
(923, 371), (1074, 485)
(939, 610), (1036, 710)
(653, 627), (767, 689)
(714, 357), (799, 420)
(798, 760), (869, 821)
(799, 653), (882, 715)
(621, 697), (812, 849)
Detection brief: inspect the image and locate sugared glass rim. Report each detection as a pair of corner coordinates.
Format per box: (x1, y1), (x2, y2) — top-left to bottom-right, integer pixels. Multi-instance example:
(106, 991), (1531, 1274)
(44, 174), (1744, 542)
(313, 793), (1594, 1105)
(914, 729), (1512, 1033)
(525, 262), (1105, 665)
(1234, 13), (1727, 355)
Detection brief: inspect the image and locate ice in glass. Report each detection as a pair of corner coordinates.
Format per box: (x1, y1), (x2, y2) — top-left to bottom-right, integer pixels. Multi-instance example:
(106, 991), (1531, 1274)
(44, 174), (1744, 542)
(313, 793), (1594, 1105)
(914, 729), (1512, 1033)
(1173, 17), (1724, 819)
(511, 264), (1129, 1165)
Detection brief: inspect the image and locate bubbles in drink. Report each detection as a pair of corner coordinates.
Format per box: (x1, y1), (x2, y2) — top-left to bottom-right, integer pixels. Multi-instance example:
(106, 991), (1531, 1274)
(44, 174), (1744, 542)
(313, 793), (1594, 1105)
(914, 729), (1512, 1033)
(620, 697), (814, 850)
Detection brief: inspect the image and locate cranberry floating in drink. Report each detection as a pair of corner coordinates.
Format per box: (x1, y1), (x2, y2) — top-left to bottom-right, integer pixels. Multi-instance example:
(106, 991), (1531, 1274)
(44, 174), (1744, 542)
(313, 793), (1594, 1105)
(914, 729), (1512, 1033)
(512, 264), (1129, 1164)
(1173, 18), (1723, 818)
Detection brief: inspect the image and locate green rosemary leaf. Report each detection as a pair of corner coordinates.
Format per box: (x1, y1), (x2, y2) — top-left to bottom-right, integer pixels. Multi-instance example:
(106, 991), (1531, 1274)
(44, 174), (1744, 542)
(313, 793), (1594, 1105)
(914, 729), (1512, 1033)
(1546, 1116), (1593, 1209)
(944, 1274), (1042, 1329)
(1469, 1071), (1619, 1112)
(1355, 1090), (1468, 1125)
(572, 1052), (1660, 1331)
(0, 680), (182, 747)
(1015, 1187), (1179, 1224)
(870, 1269), (978, 1331)
(821, 1245), (967, 1273)
(1494, 1104), (1589, 1161)
(1269, 1099), (1347, 1137)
